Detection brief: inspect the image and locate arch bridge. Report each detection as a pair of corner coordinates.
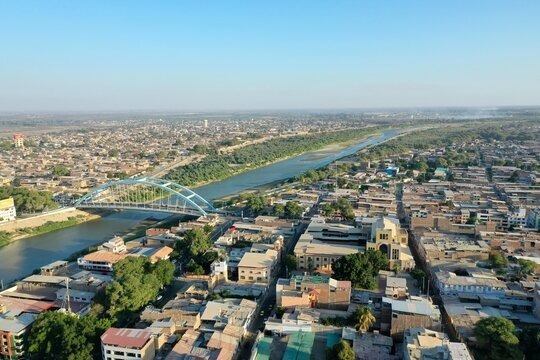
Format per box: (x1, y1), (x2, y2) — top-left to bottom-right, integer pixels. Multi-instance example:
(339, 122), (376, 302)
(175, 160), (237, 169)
(75, 177), (216, 217)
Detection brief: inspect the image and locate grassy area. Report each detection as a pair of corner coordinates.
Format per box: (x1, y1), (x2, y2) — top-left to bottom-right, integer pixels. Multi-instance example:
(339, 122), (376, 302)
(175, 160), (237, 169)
(16, 215), (87, 237)
(0, 231), (12, 248)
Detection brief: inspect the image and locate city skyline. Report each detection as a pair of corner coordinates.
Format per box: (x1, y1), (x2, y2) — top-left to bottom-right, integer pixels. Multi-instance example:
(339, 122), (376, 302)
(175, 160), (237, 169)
(1, 1), (539, 111)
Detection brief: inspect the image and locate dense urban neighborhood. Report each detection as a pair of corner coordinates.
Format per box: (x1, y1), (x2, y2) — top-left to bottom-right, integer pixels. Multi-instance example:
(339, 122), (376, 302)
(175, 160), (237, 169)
(0, 113), (539, 360)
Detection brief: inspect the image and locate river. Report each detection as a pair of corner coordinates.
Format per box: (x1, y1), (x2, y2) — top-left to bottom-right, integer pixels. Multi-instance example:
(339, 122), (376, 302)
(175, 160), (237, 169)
(0, 129), (397, 284)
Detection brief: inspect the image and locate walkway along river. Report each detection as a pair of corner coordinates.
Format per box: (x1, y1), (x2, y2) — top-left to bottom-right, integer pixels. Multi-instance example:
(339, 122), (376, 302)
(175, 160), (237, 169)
(0, 129), (398, 284)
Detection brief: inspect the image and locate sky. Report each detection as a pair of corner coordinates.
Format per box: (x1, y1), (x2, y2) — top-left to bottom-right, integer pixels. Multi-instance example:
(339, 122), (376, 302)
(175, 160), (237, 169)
(1, 1), (539, 111)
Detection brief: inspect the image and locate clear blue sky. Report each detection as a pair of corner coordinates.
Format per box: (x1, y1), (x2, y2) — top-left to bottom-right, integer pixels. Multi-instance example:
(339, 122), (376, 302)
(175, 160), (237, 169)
(1, 1), (539, 111)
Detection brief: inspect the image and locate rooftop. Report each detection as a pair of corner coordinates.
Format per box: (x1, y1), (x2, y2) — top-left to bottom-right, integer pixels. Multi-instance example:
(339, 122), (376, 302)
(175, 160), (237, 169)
(101, 327), (153, 349)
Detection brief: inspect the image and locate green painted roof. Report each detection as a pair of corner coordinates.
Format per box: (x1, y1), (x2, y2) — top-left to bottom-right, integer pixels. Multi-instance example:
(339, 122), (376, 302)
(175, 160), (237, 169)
(255, 337), (273, 360)
(283, 331), (315, 360)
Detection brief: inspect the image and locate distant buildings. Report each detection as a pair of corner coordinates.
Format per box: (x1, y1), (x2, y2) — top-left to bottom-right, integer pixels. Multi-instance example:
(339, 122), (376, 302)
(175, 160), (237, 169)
(12, 133), (24, 148)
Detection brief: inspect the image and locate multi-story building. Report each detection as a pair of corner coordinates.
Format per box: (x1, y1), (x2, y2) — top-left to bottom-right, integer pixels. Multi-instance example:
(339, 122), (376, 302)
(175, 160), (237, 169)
(435, 271), (507, 298)
(0, 198), (16, 223)
(77, 251), (128, 272)
(0, 297), (53, 359)
(238, 249), (278, 284)
(367, 217), (415, 270)
(12, 133), (24, 148)
(101, 328), (155, 360)
(294, 233), (361, 272)
(276, 274), (351, 310)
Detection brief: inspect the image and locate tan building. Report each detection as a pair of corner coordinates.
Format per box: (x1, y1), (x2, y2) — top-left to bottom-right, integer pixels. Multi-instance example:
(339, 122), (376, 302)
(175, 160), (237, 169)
(294, 233), (361, 273)
(276, 274), (351, 310)
(367, 217), (415, 270)
(238, 249), (278, 283)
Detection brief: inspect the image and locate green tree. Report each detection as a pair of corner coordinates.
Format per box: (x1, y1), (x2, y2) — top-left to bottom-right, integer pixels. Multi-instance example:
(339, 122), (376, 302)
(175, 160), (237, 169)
(108, 148), (120, 157)
(106, 257), (167, 321)
(355, 306), (376, 332)
(153, 260), (175, 287)
(184, 228), (212, 257)
(489, 253), (508, 269)
(246, 194), (267, 215)
(272, 203), (285, 217)
(321, 203), (334, 217)
(284, 254), (297, 275)
(517, 259), (536, 276)
(192, 144), (208, 154)
(52, 164), (71, 177)
(519, 326), (540, 360)
(332, 250), (388, 289)
(474, 317), (522, 360)
(186, 258), (205, 275)
(284, 201), (304, 219)
(326, 340), (355, 360)
(27, 311), (111, 360)
(202, 224), (214, 235)
(410, 267), (426, 288)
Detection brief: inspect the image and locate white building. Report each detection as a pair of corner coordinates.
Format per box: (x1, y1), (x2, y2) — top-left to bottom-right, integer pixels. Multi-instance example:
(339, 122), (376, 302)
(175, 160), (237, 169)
(101, 328), (155, 360)
(404, 327), (473, 360)
(0, 198), (16, 223)
(435, 271), (507, 298)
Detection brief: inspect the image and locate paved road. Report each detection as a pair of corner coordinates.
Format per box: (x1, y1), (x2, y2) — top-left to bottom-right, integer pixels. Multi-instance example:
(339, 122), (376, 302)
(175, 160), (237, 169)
(238, 221), (308, 359)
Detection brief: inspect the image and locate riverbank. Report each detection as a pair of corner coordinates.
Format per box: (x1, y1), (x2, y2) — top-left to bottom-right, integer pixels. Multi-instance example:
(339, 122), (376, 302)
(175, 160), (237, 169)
(0, 208), (104, 248)
(185, 132), (383, 190)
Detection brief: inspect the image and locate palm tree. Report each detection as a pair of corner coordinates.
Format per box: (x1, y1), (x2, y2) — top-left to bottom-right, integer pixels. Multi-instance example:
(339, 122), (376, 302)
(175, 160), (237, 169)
(355, 306), (375, 332)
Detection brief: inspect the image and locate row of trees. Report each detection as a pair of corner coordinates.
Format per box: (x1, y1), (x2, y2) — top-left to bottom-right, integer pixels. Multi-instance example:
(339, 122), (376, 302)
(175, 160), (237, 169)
(0, 185), (58, 213)
(241, 193), (305, 219)
(165, 128), (378, 186)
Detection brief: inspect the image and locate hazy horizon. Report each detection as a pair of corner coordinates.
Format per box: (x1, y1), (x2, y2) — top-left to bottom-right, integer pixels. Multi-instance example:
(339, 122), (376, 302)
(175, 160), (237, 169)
(1, 1), (539, 111)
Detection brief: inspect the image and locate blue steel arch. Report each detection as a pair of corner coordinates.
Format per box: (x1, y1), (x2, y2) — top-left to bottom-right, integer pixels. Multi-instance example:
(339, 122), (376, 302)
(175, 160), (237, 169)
(75, 177), (215, 217)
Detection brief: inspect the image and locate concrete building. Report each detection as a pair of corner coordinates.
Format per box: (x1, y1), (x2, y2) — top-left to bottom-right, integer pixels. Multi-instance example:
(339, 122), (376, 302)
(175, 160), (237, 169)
(238, 249), (278, 284)
(381, 296), (441, 341)
(77, 251), (128, 272)
(294, 233), (361, 273)
(367, 217), (415, 270)
(0, 297), (54, 359)
(101, 328), (155, 360)
(403, 327), (473, 360)
(435, 271), (507, 298)
(12, 133), (24, 148)
(0, 198), (16, 223)
(276, 274), (351, 310)
(199, 299), (256, 339)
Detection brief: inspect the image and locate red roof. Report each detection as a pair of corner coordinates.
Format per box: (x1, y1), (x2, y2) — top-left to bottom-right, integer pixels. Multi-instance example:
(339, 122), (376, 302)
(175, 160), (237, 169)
(101, 328), (153, 349)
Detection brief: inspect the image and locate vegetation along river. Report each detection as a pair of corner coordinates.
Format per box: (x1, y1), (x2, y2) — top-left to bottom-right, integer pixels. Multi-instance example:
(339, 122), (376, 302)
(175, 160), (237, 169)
(0, 129), (398, 284)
